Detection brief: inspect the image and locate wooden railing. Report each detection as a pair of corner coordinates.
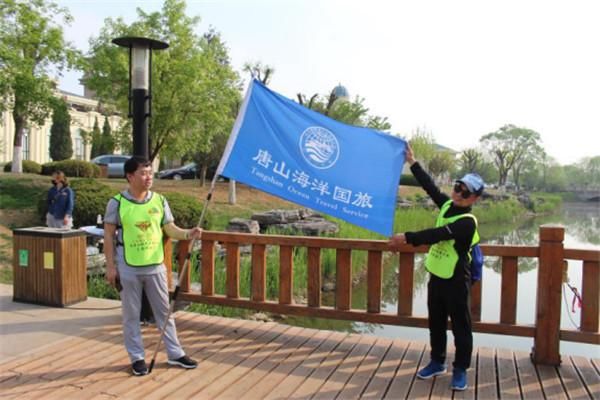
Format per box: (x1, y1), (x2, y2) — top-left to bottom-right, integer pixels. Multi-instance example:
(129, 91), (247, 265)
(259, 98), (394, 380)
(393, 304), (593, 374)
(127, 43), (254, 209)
(166, 225), (599, 366)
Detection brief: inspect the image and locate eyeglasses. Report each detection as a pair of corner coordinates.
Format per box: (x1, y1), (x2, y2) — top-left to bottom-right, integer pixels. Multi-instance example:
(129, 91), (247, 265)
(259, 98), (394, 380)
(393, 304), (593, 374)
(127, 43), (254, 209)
(453, 183), (472, 199)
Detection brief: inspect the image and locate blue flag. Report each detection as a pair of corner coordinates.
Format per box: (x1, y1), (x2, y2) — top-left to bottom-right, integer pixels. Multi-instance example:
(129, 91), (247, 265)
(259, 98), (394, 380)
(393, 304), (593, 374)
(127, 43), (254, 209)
(217, 80), (406, 236)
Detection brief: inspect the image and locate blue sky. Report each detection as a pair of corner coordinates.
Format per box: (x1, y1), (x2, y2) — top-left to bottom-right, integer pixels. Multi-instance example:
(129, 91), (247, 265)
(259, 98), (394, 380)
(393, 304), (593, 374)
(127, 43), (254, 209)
(55, 0), (600, 165)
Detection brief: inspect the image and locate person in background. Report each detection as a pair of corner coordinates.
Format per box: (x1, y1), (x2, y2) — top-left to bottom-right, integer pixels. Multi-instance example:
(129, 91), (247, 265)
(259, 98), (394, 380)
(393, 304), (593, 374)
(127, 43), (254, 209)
(46, 170), (74, 229)
(104, 156), (202, 376)
(388, 143), (484, 391)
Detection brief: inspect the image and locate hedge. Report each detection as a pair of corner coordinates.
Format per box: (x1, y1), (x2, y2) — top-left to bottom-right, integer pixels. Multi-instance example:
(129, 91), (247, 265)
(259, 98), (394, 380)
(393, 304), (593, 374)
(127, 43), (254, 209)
(3, 160), (42, 174)
(36, 180), (209, 229)
(400, 174), (419, 186)
(163, 192), (210, 229)
(41, 160), (100, 178)
(37, 178), (114, 227)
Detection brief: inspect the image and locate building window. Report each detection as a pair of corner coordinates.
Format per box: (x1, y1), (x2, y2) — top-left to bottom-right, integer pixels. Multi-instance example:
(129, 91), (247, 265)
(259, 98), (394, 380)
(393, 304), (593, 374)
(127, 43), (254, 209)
(74, 129), (84, 160)
(22, 129), (30, 160)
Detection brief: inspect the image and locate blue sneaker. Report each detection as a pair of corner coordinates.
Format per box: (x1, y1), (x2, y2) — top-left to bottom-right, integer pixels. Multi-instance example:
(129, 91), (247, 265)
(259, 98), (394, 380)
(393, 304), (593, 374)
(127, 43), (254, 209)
(417, 360), (447, 379)
(451, 368), (468, 391)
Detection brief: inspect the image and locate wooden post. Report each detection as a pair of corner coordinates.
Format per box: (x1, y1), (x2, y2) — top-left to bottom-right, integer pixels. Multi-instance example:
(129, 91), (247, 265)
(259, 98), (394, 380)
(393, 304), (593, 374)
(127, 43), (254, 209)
(532, 225), (564, 365)
(581, 260), (600, 332)
(279, 245), (294, 305)
(251, 244), (266, 302)
(177, 239), (191, 292)
(336, 249), (352, 311)
(307, 247), (321, 307)
(226, 242), (240, 298)
(398, 252), (414, 316)
(367, 251), (382, 313)
(201, 240), (215, 295)
(500, 256), (518, 324)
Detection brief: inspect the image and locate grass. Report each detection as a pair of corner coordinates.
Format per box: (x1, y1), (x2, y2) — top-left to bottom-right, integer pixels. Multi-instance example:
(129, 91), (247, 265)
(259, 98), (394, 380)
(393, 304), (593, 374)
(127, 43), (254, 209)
(0, 268), (12, 284)
(87, 275), (120, 299)
(530, 192), (563, 214)
(0, 177), (47, 209)
(0, 173), (563, 307)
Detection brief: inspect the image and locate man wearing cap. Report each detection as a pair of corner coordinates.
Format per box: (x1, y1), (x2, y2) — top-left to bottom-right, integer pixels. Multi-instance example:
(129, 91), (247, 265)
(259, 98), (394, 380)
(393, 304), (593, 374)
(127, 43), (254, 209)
(388, 143), (484, 391)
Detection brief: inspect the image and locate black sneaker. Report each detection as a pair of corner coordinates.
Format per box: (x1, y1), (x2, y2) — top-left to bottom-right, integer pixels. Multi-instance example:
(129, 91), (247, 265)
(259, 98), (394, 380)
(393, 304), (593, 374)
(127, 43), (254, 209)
(132, 359), (148, 376)
(167, 355), (197, 369)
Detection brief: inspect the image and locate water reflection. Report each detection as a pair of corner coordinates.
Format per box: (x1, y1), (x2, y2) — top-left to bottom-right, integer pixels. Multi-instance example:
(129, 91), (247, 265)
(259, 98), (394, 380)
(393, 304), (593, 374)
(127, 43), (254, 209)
(282, 202), (600, 358)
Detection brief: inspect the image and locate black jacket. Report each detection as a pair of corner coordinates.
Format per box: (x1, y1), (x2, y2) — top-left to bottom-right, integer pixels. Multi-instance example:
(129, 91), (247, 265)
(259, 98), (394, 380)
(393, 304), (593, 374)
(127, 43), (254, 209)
(404, 162), (476, 280)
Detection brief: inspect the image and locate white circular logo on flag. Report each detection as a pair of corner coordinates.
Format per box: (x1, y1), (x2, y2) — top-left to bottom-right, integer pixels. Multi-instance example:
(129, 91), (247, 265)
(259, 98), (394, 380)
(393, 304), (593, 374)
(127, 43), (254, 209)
(299, 126), (340, 169)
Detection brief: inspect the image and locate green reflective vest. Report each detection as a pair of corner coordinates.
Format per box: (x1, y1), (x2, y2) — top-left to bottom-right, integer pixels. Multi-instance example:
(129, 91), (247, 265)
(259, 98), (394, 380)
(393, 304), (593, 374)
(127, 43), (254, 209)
(425, 200), (480, 278)
(115, 193), (164, 267)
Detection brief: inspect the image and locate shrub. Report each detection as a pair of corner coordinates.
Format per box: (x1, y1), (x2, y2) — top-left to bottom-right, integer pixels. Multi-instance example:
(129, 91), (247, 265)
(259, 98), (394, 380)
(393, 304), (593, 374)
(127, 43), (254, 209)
(163, 192), (209, 229)
(35, 181), (209, 229)
(37, 178), (114, 227)
(400, 174), (419, 186)
(3, 160), (42, 174)
(41, 160), (100, 178)
(530, 193), (562, 214)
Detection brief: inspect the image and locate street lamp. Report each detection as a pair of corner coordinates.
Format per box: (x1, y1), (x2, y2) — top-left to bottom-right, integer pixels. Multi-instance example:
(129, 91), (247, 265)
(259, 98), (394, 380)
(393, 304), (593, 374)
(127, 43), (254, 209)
(112, 36), (169, 159)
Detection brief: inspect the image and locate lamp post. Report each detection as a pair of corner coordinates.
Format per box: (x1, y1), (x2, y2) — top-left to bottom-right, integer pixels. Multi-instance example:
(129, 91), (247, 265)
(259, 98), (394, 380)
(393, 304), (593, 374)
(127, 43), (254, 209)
(112, 37), (168, 324)
(112, 36), (168, 159)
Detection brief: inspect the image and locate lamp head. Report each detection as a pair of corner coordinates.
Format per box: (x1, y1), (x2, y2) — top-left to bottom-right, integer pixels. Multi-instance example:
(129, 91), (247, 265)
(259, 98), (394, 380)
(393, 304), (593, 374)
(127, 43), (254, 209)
(112, 37), (168, 89)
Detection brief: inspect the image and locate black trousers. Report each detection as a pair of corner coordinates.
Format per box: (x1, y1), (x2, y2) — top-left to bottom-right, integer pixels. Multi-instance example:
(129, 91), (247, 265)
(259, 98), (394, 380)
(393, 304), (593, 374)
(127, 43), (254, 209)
(427, 274), (472, 370)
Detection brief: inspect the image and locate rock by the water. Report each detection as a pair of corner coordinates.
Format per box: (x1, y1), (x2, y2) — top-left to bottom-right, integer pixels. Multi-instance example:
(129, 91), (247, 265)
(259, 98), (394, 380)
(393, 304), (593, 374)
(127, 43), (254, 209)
(271, 218), (339, 236)
(226, 218), (260, 234)
(250, 209), (338, 236)
(251, 209), (303, 225)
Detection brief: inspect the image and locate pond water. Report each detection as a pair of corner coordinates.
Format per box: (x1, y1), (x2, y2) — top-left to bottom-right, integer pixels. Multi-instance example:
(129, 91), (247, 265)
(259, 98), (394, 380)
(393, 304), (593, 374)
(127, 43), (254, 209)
(283, 202), (600, 358)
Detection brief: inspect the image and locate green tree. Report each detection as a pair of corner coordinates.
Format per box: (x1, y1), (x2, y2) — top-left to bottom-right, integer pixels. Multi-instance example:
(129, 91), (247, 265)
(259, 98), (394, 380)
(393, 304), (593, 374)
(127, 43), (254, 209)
(459, 148), (483, 173)
(101, 116), (114, 154)
(428, 151), (456, 182)
(480, 124), (542, 187)
(408, 128), (436, 169)
(477, 159), (499, 186)
(193, 129), (228, 186)
(84, 0), (240, 162)
(49, 98), (72, 160)
(580, 156), (600, 187)
(243, 61), (274, 85)
(0, 0), (80, 172)
(89, 117), (102, 158)
(545, 164), (567, 192)
(512, 144), (544, 190)
(296, 91), (391, 130)
(563, 164), (586, 189)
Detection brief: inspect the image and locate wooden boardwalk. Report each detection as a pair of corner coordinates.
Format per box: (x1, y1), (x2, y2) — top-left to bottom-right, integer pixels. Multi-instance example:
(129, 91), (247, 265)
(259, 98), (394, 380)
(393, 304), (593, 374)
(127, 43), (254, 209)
(1, 311), (598, 399)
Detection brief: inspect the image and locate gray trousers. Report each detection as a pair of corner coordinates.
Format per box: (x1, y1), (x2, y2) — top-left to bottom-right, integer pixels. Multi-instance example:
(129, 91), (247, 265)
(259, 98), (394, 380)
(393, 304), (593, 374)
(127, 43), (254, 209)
(46, 213), (73, 229)
(119, 270), (185, 362)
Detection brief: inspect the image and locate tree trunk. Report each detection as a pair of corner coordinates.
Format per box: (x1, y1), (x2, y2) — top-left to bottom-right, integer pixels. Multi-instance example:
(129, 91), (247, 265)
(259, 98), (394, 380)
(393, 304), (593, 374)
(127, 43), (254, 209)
(514, 165), (522, 190)
(228, 179), (236, 205)
(200, 164), (208, 187)
(11, 113), (25, 173)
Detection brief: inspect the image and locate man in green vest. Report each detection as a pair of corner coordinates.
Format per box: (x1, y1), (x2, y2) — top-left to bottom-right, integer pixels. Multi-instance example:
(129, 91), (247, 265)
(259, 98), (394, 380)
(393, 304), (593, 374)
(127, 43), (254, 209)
(388, 144), (484, 391)
(104, 156), (202, 376)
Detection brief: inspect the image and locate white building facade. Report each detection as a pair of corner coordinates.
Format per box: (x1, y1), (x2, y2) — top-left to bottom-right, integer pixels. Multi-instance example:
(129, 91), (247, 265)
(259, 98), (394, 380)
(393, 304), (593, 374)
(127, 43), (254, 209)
(0, 90), (122, 165)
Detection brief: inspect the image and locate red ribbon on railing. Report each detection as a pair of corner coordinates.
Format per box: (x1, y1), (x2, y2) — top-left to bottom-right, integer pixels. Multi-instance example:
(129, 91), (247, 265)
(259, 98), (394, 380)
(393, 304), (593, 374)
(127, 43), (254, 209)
(566, 282), (582, 313)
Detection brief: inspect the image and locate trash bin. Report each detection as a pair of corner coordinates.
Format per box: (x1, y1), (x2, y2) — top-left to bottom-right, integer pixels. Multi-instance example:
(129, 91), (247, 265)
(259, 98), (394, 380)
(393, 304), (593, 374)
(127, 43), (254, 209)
(13, 227), (87, 306)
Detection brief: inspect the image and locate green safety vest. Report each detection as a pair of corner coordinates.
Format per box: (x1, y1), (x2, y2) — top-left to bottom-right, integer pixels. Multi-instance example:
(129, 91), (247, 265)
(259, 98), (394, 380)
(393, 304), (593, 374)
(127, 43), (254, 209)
(425, 200), (480, 278)
(115, 193), (165, 267)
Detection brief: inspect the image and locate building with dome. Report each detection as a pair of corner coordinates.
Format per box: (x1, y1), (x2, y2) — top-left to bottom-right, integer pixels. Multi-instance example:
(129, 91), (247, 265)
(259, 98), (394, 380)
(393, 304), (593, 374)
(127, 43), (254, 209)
(331, 83), (350, 101)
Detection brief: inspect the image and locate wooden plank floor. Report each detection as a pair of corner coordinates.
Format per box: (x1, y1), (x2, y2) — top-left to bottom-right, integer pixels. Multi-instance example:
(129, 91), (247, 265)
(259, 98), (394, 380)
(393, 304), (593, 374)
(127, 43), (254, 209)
(1, 311), (598, 399)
